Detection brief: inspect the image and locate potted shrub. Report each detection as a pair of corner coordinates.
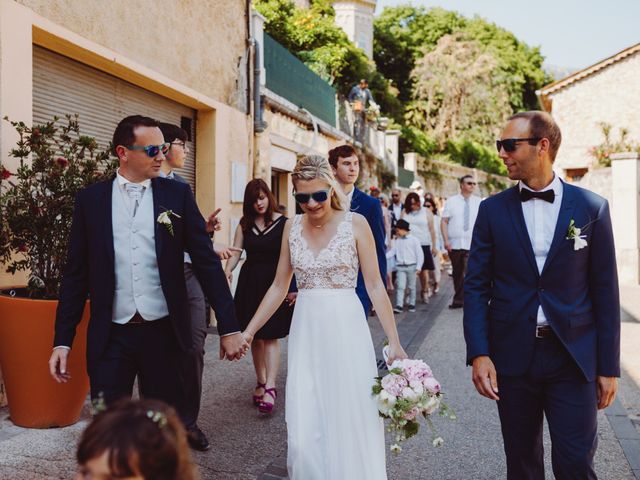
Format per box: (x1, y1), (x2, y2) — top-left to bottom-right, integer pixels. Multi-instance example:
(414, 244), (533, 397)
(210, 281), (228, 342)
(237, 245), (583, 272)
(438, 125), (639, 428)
(0, 115), (117, 427)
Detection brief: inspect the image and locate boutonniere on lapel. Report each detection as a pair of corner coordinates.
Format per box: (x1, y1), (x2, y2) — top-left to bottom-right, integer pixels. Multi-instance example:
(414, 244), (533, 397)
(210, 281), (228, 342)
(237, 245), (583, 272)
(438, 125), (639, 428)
(157, 208), (181, 237)
(566, 219), (588, 251)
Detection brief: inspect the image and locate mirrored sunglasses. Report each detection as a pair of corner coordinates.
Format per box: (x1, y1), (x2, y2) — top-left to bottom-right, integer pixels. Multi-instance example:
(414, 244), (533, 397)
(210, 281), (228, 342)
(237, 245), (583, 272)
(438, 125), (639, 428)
(127, 142), (170, 157)
(496, 137), (541, 153)
(294, 189), (330, 204)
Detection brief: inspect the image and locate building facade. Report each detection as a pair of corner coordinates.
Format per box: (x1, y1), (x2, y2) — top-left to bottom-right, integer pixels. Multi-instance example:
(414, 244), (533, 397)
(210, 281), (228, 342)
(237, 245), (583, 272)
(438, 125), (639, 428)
(0, 0), (254, 288)
(538, 43), (640, 181)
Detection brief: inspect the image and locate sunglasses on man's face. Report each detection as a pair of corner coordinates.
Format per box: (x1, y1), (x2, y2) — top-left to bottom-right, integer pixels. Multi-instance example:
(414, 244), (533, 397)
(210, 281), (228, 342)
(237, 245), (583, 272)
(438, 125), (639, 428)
(465, 182), (477, 186)
(294, 189), (330, 204)
(496, 137), (541, 153)
(126, 143), (170, 158)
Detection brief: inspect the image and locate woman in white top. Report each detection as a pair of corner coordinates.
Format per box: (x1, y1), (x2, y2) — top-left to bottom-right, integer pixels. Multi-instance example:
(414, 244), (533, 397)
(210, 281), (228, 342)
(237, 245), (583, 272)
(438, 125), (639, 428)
(401, 192), (436, 303)
(424, 197), (444, 294)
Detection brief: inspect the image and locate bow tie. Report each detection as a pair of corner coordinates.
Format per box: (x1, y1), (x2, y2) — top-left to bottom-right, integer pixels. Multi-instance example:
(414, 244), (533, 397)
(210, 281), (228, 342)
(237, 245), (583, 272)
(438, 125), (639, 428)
(124, 183), (145, 201)
(520, 188), (554, 203)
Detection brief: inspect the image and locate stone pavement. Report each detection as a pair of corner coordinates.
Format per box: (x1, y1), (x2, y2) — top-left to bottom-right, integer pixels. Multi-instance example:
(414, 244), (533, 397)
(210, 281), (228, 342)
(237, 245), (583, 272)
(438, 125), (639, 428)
(1, 278), (640, 479)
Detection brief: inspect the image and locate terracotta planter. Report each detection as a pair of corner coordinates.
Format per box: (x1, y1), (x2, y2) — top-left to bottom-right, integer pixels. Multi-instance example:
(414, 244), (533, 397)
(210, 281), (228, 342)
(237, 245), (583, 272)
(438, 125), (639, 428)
(0, 289), (90, 428)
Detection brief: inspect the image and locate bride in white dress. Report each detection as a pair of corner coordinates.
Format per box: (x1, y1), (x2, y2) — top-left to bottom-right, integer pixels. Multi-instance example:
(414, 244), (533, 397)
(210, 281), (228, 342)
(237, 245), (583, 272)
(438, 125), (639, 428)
(242, 155), (407, 480)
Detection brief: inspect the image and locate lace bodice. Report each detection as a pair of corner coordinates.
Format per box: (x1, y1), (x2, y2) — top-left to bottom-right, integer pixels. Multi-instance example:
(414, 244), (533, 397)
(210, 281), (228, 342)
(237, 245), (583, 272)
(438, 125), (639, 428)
(289, 212), (359, 289)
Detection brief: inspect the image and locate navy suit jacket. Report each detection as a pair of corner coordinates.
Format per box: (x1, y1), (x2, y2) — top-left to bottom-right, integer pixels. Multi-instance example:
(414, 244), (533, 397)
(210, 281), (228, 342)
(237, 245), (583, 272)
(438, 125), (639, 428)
(463, 182), (620, 381)
(54, 177), (239, 367)
(350, 188), (387, 311)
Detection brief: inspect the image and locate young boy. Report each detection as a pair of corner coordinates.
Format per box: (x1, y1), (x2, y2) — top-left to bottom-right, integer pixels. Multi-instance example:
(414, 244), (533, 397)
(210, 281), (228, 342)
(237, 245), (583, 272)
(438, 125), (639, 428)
(391, 219), (424, 313)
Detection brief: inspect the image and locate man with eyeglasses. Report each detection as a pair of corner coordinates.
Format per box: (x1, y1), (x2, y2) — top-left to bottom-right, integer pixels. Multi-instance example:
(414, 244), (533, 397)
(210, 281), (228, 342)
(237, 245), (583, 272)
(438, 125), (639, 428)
(441, 174), (481, 309)
(157, 122), (240, 450)
(49, 115), (249, 438)
(389, 188), (403, 235)
(464, 111), (619, 479)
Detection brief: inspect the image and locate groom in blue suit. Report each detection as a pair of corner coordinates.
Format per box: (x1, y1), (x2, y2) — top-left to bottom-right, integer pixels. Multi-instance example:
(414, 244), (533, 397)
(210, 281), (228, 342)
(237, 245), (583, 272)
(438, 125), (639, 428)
(329, 145), (387, 314)
(464, 111), (620, 479)
(49, 115), (249, 422)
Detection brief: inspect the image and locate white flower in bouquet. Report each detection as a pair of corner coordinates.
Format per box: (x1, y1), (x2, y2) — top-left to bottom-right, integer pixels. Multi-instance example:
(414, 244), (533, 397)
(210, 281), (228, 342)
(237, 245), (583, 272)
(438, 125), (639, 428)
(401, 386), (420, 402)
(424, 395), (441, 415)
(409, 380), (424, 396)
(390, 444), (402, 454)
(377, 389), (397, 416)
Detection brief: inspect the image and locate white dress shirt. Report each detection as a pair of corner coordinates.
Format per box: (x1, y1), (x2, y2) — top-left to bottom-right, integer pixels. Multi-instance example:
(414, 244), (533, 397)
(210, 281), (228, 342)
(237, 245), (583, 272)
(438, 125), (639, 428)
(345, 186), (355, 206)
(391, 234), (424, 270)
(116, 170), (151, 215)
(441, 194), (482, 250)
(519, 175), (563, 326)
(391, 202), (402, 221)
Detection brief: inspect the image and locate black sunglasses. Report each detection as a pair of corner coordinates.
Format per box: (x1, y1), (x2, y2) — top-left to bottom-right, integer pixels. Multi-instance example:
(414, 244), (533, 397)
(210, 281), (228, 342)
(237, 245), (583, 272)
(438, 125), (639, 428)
(294, 189), (330, 204)
(496, 137), (541, 153)
(126, 143), (170, 158)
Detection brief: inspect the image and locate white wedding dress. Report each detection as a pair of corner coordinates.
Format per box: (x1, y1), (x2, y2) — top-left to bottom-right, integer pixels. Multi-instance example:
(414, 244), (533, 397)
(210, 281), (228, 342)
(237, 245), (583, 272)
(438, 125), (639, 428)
(286, 212), (387, 480)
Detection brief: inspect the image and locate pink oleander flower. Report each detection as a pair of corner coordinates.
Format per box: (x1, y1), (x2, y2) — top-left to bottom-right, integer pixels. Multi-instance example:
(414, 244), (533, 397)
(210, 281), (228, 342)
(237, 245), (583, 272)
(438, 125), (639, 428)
(381, 373), (408, 397)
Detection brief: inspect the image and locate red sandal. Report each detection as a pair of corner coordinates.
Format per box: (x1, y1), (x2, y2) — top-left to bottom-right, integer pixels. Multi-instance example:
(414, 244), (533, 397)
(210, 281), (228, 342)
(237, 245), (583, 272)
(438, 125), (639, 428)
(253, 382), (266, 406)
(258, 387), (277, 414)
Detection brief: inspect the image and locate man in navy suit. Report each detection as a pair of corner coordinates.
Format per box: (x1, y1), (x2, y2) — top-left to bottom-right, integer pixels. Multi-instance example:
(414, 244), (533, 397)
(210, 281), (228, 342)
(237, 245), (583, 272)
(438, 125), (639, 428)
(329, 145), (386, 314)
(464, 111), (620, 479)
(49, 116), (249, 426)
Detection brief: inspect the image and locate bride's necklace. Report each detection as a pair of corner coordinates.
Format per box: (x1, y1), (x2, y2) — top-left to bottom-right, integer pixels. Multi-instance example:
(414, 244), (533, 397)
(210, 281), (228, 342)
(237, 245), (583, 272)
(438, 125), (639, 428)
(311, 213), (333, 229)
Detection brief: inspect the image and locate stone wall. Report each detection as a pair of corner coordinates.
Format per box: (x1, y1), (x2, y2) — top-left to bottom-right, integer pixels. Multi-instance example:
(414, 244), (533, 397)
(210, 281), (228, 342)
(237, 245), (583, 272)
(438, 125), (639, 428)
(548, 51), (640, 172)
(406, 154), (513, 198)
(574, 167), (612, 205)
(16, 0), (248, 109)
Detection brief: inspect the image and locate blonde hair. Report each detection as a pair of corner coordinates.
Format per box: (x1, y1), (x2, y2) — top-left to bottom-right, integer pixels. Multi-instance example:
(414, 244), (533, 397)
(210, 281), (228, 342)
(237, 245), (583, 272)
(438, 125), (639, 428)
(292, 155), (347, 211)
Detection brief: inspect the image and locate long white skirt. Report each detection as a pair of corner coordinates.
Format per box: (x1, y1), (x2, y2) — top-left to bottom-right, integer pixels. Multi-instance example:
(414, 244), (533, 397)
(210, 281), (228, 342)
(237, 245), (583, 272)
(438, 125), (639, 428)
(286, 288), (387, 480)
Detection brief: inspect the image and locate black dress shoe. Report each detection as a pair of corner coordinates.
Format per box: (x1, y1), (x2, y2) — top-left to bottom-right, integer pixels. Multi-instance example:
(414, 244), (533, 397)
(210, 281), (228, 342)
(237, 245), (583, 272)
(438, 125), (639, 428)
(448, 303), (463, 309)
(187, 426), (211, 451)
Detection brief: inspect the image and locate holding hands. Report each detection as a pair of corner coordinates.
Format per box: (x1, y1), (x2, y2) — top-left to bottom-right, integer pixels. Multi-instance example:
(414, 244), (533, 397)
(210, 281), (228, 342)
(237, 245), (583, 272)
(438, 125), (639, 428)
(219, 332), (250, 361)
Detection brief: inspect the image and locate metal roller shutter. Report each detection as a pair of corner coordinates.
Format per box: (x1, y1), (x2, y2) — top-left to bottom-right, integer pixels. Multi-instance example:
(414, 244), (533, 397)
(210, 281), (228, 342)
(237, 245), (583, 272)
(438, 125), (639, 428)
(32, 46), (197, 190)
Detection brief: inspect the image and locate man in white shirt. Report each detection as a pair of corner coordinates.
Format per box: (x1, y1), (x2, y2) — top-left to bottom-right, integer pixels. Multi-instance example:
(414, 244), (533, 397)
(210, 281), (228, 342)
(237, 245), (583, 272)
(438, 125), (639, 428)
(464, 111), (619, 479)
(389, 188), (403, 234)
(441, 175), (481, 308)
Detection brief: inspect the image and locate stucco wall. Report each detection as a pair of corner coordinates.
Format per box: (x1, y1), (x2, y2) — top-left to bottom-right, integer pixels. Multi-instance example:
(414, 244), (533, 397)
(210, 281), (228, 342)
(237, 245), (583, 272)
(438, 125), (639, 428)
(16, 0), (248, 109)
(549, 52), (640, 171)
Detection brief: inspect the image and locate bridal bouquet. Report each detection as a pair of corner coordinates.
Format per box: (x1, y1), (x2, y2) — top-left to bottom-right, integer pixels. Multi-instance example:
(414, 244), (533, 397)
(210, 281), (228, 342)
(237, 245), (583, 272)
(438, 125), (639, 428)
(372, 349), (454, 453)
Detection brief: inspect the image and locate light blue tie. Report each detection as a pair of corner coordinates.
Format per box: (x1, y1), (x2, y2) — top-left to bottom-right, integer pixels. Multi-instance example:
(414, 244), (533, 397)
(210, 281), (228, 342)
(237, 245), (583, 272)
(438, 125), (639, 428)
(124, 183), (145, 217)
(463, 197), (470, 232)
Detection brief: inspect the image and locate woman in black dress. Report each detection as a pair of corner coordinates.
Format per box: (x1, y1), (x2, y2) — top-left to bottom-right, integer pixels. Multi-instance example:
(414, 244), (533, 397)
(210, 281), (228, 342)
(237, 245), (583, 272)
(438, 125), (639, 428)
(224, 179), (295, 414)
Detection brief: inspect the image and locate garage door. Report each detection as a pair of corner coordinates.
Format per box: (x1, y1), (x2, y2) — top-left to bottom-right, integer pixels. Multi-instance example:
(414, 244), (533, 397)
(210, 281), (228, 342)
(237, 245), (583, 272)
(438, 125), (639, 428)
(32, 46), (197, 190)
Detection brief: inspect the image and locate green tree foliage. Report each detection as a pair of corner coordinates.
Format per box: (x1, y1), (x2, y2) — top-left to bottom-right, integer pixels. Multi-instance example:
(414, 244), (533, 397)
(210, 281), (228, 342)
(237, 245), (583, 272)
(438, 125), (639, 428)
(408, 34), (512, 148)
(374, 5), (549, 175)
(374, 6), (550, 112)
(254, 0), (401, 118)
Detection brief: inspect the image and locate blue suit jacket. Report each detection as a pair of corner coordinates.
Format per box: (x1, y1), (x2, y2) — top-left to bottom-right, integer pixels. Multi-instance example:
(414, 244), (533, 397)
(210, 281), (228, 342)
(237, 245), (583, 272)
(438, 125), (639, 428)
(54, 177), (239, 367)
(351, 188), (387, 312)
(463, 182), (620, 381)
